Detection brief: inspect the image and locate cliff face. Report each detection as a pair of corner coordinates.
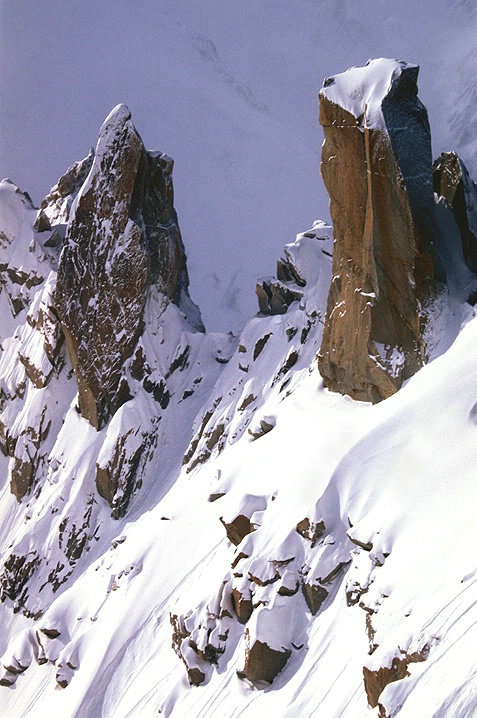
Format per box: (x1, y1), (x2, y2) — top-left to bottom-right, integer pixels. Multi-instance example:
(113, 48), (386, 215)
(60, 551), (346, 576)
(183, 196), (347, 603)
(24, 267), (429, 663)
(318, 59), (436, 403)
(0, 107), (231, 620)
(55, 104), (198, 430)
(433, 151), (477, 274)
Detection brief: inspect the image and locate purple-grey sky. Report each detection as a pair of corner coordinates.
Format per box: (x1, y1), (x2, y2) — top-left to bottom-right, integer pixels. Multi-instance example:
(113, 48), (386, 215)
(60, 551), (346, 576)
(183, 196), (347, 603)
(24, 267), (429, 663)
(0, 0), (474, 331)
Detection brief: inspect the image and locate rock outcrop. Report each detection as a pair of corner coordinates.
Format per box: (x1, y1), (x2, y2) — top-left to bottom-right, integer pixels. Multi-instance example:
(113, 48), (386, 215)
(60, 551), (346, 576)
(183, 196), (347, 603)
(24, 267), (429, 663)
(55, 104), (200, 429)
(318, 59), (436, 403)
(363, 646), (429, 710)
(433, 151), (477, 273)
(242, 634), (291, 683)
(0, 105), (233, 623)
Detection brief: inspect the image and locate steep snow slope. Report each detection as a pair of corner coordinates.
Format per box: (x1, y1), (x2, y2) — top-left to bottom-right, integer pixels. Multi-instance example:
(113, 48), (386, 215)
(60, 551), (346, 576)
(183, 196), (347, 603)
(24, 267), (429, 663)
(1, 170), (477, 716)
(3, 295), (477, 718)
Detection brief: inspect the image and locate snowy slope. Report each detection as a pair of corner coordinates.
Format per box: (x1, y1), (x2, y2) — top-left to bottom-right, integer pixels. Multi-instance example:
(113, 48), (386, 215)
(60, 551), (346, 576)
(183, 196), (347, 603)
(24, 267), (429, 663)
(1, 176), (477, 716)
(2, 5), (477, 713)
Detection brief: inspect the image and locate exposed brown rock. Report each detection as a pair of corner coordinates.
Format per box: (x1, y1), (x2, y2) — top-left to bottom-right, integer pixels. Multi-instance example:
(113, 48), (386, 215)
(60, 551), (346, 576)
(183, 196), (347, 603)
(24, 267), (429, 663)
(186, 666), (206, 687)
(10, 457), (34, 502)
(170, 613), (207, 686)
(242, 632), (292, 683)
(253, 333), (272, 360)
(220, 514), (252, 546)
(0, 552), (40, 610)
(9, 408), (51, 501)
(39, 627), (61, 639)
(54, 105), (197, 429)
(278, 583), (300, 597)
(247, 418), (275, 440)
(257, 234), (314, 319)
(433, 151), (477, 273)
(363, 657), (409, 708)
(302, 581), (328, 615)
(231, 587), (253, 624)
(0, 669), (18, 686)
(231, 551), (249, 569)
(366, 613), (378, 655)
(363, 646), (429, 708)
(170, 613), (189, 654)
(238, 393), (256, 411)
(95, 425), (156, 519)
(208, 492), (226, 502)
(56, 666), (71, 689)
(57, 498), (95, 565)
(296, 517), (325, 547)
(36, 150), (94, 229)
(318, 60), (436, 403)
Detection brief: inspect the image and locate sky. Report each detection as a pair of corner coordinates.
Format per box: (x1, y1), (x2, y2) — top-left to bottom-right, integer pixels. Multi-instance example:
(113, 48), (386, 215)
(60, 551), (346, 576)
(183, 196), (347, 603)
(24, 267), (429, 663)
(0, 0), (475, 332)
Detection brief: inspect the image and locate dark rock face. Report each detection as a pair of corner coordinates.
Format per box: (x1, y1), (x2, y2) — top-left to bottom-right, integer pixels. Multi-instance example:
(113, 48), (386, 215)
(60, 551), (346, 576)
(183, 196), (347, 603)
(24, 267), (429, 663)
(433, 151), (477, 273)
(363, 646), (429, 709)
(256, 278), (303, 315)
(34, 150), (94, 230)
(302, 581), (328, 615)
(55, 104), (197, 429)
(242, 633), (292, 683)
(95, 423), (157, 519)
(220, 514), (253, 546)
(231, 587), (253, 624)
(318, 60), (436, 403)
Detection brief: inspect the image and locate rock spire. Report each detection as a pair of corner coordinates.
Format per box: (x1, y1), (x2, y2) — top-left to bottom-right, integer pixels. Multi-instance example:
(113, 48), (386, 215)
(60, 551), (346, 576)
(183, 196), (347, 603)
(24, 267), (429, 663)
(54, 104), (201, 429)
(317, 59), (436, 403)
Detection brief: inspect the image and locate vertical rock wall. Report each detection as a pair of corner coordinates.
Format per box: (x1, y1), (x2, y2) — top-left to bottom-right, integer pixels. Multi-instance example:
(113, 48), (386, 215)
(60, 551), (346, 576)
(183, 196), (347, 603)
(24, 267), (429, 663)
(433, 151), (477, 274)
(317, 59), (436, 403)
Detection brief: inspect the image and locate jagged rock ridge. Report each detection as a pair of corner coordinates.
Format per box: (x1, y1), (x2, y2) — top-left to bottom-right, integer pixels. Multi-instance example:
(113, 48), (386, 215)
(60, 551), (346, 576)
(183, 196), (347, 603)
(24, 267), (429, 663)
(0, 106), (231, 620)
(318, 59), (436, 403)
(1, 59), (477, 718)
(55, 104), (200, 430)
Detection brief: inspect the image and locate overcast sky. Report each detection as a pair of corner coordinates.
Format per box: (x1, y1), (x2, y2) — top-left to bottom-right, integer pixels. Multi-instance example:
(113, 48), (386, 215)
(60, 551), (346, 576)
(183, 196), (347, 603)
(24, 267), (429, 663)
(0, 0), (474, 331)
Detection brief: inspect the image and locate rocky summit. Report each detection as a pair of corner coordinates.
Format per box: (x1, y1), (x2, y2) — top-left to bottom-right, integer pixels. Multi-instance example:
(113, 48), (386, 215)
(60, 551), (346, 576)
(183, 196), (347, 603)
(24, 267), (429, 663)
(318, 59), (436, 403)
(55, 104), (200, 430)
(1, 56), (477, 718)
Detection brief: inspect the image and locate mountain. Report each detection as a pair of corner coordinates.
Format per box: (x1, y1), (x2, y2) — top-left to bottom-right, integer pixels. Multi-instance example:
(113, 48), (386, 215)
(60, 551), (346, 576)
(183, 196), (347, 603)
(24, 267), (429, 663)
(1, 57), (477, 718)
(2, 1), (477, 335)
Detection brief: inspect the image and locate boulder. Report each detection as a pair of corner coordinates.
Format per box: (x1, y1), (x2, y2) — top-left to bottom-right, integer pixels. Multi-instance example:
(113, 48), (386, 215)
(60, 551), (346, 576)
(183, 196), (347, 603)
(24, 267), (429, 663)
(231, 587), (253, 624)
(220, 514), (252, 546)
(302, 581), (328, 615)
(242, 633), (291, 683)
(318, 59), (436, 403)
(296, 517), (325, 547)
